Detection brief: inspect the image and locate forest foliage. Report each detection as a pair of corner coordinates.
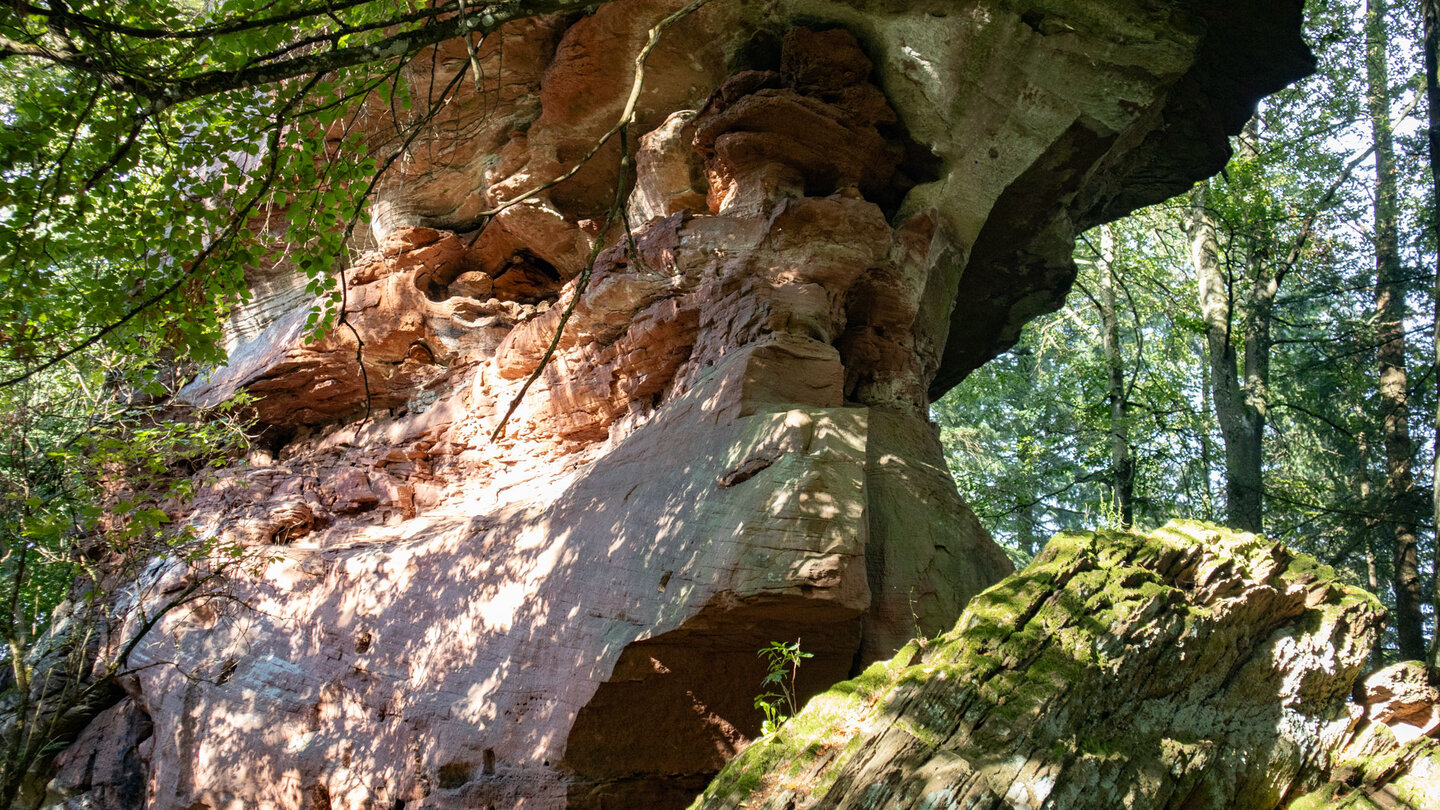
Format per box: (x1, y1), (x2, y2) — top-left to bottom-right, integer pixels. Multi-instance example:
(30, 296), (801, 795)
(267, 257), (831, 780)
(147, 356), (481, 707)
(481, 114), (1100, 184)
(938, 0), (1440, 664)
(0, 0), (565, 797)
(0, 0), (545, 629)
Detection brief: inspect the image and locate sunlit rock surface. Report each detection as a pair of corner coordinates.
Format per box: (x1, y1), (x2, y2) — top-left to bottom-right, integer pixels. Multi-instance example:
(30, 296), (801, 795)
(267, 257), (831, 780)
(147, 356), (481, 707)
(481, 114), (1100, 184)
(690, 523), (1438, 810)
(42, 0), (1314, 808)
(1290, 661), (1440, 809)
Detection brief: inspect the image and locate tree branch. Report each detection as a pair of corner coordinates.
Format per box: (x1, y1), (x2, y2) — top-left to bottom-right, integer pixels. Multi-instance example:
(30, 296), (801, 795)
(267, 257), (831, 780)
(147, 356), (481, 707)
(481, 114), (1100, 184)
(486, 0), (709, 439)
(4, 0), (605, 107)
(0, 73), (322, 390)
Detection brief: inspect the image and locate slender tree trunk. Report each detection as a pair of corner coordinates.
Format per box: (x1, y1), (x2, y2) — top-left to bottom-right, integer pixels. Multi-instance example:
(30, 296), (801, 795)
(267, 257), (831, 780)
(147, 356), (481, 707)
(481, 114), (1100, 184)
(1190, 182), (1265, 533)
(1020, 506), (1041, 561)
(1241, 250), (1277, 531)
(1357, 432), (1384, 668)
(1237, 117), (1278, 533)
(1098, 225), (1134, 528)
(1365, 538), (1384, 668)
(1200, 350), (1214, 518)
(1421, 0), (1440, 666)
(1367, 0), (1425, 661)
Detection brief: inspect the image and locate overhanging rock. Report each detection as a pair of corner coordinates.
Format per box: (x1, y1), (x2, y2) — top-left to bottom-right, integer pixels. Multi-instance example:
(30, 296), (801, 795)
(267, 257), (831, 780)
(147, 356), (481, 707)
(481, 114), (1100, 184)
(39, 1), (1314, 808)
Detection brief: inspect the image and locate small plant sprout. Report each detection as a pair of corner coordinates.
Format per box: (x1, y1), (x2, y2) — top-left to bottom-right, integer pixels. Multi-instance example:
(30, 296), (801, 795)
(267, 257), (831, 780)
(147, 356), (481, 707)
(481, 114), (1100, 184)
(754, 638), (813, 736)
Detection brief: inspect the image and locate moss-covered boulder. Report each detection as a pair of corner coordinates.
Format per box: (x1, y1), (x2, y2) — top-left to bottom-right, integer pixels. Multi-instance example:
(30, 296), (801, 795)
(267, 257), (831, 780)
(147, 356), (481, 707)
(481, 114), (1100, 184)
(691, 521), (1417, 810)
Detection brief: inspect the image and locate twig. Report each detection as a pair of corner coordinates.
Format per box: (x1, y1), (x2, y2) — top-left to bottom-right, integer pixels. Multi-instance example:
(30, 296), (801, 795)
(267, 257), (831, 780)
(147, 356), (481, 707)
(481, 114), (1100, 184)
(468, 0), (709, 224)
(487, 0), (707, 440)
(0, 73), (323, 390)
(488, 130), (629, 441)
(331, 59), (473, 434)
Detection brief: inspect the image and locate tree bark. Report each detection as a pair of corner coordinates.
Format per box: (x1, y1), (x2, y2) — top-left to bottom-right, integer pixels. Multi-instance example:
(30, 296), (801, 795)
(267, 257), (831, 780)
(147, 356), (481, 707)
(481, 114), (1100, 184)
(1357, 433), (1385, 669)
(1190, 182), (1265, 533)
(0, 0), (603, 106)
(1200, 350), (1215, 518)
(1421, 0), (1440, 666)
(1097, 225), (1134, 528)
(1366, 0), (1425, 662)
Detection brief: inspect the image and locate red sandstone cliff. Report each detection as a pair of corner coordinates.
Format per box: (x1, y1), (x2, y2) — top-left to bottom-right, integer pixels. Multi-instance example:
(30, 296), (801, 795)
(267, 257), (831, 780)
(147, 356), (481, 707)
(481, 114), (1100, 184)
(27, 1), (1315, 808)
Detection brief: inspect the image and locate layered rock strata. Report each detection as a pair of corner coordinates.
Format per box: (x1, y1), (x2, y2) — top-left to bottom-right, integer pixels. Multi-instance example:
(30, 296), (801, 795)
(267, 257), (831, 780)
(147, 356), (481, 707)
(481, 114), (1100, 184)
(691, 523), (1439, 810)
(1290, 661), (1440, 809)
(36, 0), (1312, 808)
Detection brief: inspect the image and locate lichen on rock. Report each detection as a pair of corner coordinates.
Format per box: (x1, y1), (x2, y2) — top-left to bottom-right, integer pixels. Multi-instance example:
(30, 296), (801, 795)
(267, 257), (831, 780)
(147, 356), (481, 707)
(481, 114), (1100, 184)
(690, 522), (1423, 810)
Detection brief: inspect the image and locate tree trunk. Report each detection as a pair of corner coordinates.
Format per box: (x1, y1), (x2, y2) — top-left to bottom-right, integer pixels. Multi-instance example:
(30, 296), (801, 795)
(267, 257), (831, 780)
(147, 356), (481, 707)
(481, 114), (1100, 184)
(1357, 433), (1385, 669)
(1367, 0), (1425, 662)
(1097, 225), (1134, 528)
(1190, 183), (1265, 533)
(1422, 0), (1440, 666)
(1200, 350), (1215, 518)
(1237, 121), (1278, 534)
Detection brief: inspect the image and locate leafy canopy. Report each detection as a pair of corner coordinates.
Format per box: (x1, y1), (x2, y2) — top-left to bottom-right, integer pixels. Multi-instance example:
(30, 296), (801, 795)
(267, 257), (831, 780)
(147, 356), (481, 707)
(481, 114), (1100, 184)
(0, 0), (598, 383)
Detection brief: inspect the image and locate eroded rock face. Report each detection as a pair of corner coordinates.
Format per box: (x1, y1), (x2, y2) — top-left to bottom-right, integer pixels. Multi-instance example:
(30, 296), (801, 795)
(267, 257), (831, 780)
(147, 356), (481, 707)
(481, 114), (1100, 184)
(43, 1), (1312, 808)
(690, 523), (1394, 810)
(1290, 662), (1440, 809)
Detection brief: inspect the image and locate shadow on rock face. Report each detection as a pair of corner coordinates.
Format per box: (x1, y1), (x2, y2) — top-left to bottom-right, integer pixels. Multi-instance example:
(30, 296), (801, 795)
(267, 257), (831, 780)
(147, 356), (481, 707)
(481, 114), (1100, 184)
(38, 0), (1319, 808)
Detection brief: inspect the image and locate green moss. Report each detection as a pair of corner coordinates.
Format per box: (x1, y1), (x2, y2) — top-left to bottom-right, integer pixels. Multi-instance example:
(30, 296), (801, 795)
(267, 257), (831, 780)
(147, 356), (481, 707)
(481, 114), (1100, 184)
(1288, 783), (1383, 810)
(1073, 732), (1143, 760)
(1336, 587), (1386, 615)
(695, 520), (1397, 810)
(690, 658), (894, 808)
(1283, 552), (1331, 580)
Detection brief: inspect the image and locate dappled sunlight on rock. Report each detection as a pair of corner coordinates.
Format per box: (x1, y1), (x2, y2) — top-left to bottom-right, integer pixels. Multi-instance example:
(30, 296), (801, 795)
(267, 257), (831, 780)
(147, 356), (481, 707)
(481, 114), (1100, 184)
(41, 0), (1319, 807)
(692, 522), (1401, 810)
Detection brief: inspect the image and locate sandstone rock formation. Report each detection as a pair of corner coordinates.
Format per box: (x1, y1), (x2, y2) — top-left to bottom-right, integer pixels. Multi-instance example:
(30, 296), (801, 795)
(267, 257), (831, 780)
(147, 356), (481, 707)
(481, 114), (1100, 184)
(1290, 661), (1440, 809)
(690, 523), (1440, 810)
(29, 0), (1315, 808)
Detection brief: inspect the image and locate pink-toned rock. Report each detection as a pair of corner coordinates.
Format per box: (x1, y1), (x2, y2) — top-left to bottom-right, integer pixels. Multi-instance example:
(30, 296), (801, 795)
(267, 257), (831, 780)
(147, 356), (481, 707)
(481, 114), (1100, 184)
(45, 700), (151, 809)
(38, 2), (1316, 810)
(628, 111), (708, 224)
(692, 32), (903, 217)
(1358, 661), (1440, 744)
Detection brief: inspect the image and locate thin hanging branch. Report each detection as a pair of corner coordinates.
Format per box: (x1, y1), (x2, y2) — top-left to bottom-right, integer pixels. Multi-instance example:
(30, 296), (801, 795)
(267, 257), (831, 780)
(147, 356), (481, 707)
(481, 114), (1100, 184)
(487, 0), (708, 441)
(469, 0), (709, 226)
(1, 0), (607, 107)
(334, 56), (476, 432)
(487, 132), (631, 442)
